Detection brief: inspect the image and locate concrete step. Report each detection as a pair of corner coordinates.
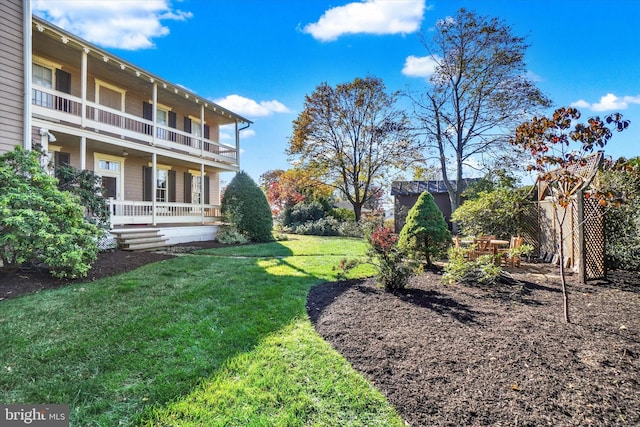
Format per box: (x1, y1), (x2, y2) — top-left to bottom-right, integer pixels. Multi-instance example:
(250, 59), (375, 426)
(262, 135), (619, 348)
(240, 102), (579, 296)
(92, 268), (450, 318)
(114, 229), (169, 251)
(121, 241), (170, 251)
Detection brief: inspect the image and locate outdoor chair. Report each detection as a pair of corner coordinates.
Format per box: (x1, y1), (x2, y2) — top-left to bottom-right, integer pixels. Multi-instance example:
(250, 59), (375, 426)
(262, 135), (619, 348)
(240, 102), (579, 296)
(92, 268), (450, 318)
(472, 237), (497, 259)
(500, 236), (524, 267)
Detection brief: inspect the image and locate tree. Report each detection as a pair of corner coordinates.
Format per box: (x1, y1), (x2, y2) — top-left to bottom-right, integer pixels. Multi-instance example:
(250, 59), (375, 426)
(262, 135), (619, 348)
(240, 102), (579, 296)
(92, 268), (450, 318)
(451, 186), (529, 239)
(260, 168), (333, 215)
(409, 9), (552, 221)
(56, 165), (110, 226)
(221, 171), (273, 243)
(511, 107), (630, 323)
(398, 191), (451, 266)
(0, 146), (102, 278)
(288, 76), (420, 222)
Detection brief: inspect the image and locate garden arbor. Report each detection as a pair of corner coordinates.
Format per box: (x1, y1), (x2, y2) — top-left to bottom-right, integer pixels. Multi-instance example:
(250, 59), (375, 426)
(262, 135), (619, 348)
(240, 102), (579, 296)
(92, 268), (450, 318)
(536, 152), (605, 284)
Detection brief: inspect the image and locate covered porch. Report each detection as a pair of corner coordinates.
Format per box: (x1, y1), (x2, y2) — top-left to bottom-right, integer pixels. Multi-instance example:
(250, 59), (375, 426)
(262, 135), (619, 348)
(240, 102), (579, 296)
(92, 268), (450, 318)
(107, 199), (221, 228)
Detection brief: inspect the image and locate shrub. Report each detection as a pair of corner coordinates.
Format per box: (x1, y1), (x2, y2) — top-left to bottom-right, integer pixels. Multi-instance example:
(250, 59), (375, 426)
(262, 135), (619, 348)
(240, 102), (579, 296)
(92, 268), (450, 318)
(0, 147), (101, 278)
(337, 220), (363, 238)
(442, 247), (502, 286)
(216, 225), (248, 245)
(281, 201), (326, 228)
(221, 171), (274, 242)
(56, 165), (110, 227)
(451, 187), (529, 239)
(398, 191), (451, 266)
(328, 207), (356, 222)
(292, 217), (340, 236)
(601, 158), (640, 271)
(368, 226), (413, 290)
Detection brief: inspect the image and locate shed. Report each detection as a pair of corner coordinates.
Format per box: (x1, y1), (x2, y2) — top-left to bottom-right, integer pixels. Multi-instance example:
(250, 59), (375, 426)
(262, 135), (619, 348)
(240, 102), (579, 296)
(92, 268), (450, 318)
(391, 179), (480, 233)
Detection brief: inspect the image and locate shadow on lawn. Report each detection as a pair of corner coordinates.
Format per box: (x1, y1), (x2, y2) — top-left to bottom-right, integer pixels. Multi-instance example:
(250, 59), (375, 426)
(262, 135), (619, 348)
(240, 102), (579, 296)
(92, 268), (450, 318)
(3, 240), (345, 426)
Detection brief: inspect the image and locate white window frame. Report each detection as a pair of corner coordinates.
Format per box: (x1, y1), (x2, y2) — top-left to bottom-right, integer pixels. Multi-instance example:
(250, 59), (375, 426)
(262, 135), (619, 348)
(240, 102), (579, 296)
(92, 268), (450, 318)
(188, 168), (206, 204)
(154, 102), (172, 140)
(32, 56), (62, 89)
(148, 163), (173, 202)
(188, 115), (203, 137)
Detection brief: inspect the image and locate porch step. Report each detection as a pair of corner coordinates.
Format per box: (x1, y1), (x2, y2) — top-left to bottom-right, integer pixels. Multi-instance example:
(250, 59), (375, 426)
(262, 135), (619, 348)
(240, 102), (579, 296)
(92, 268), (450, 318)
(112, 229), (169, 251)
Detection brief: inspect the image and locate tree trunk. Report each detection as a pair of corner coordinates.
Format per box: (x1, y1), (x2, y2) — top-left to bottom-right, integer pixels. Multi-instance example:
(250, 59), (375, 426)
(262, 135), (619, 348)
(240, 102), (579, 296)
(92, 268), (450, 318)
(558, 227), (571, 323)
(353, 204), (362, 223)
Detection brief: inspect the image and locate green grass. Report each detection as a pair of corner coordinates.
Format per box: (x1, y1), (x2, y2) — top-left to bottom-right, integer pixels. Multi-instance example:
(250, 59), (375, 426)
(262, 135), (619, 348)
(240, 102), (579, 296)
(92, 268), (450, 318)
(0, 235), (403, 426)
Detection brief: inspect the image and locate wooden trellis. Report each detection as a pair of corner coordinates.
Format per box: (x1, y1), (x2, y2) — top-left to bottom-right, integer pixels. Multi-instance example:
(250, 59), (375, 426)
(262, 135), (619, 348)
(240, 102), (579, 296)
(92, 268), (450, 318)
(537, 152), (606, 283)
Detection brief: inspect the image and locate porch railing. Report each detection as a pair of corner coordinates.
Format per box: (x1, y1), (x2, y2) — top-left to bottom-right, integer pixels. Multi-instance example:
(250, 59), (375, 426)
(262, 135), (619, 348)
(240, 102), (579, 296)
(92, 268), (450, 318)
(32, 86), (238, 164)
(107, 199), (221, 227)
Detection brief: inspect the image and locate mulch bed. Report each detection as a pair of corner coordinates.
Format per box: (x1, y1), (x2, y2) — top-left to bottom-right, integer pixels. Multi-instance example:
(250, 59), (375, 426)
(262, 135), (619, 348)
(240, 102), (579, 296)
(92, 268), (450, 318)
(3, 246), (639, 426)
(307, 265), (640, 426)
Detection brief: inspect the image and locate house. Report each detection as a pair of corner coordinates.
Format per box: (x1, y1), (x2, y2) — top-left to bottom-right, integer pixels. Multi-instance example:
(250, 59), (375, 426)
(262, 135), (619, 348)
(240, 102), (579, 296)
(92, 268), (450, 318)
(0, 0), (251, 249)
(391, 179), (479, 233)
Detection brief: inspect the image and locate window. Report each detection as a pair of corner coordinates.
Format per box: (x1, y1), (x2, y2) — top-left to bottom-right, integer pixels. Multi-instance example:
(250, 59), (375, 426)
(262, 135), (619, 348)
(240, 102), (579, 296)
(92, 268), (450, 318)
(33, 63), (53, 88)
(192, 175), (202, 204)
(156, 106), (170, 140)
(98, 160), (120, 171)
(33, 63), (53, 108)
(157, 108), (168, 126)
(156, 168), (168, 202)
(95, 79), (126, 111)
(188, 116), (203, 137)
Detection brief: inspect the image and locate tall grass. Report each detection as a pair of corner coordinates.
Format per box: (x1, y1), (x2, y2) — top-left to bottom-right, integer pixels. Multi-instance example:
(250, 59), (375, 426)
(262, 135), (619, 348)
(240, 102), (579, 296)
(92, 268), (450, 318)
(0, 235), (403, 426)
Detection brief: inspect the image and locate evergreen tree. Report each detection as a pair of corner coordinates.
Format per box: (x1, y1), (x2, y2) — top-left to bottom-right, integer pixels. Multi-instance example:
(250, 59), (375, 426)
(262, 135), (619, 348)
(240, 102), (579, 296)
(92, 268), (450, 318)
(221, 171), (273, 242)
(398, 191), (451, 266)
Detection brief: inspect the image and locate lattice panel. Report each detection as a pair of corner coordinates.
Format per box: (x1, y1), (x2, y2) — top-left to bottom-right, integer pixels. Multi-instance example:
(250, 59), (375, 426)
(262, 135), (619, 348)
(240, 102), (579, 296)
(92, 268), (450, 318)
(520, 202), (540, 256)
(584, 197), (606, 279)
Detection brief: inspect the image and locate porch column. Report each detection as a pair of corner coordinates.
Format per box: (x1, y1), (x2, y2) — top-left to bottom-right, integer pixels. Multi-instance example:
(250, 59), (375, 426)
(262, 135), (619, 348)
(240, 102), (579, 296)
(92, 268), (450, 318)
(152, 82), (157, 145)
(200, 104), (205, 157)
(80, 136), (86, 170)
(201, 163), (205, 225)
(152, 153), (157, 226)
(81, 48), (88, 127)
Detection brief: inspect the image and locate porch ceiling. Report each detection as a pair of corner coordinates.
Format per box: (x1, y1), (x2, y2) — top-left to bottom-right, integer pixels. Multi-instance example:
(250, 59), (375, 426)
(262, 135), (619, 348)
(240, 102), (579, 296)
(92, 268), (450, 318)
(32, 18), (250, 127)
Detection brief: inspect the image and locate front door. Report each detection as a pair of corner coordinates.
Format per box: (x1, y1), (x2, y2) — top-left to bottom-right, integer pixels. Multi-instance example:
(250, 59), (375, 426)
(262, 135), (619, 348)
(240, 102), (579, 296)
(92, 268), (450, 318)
(102, 176), (117, 199)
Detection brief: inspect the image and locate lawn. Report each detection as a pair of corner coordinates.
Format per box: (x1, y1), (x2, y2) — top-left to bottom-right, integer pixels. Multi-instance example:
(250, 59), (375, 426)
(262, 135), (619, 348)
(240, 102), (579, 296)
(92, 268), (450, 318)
(0, 235), (404, 426)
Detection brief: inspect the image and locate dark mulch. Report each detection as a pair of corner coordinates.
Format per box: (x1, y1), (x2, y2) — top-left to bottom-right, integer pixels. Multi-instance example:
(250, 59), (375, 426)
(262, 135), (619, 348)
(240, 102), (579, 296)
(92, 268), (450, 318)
(308, 265), (640, 426)
(3, 246), (639, 426)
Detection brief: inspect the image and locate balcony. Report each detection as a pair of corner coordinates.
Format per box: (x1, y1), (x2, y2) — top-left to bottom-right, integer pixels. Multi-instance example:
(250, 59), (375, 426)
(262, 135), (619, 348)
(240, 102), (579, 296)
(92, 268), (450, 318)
(32, 86), (238, 165)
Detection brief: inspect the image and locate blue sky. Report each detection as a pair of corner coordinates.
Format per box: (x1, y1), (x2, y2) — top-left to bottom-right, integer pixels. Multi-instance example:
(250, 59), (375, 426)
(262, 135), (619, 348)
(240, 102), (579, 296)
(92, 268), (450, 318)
(33, 0), (640, 186)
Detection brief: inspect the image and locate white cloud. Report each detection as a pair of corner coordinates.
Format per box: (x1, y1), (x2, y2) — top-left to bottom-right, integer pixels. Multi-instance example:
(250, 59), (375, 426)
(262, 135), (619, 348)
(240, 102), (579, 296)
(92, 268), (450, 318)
(219, 126), (255, 142)
(303, 0), (427, 42)
(570, 99), (591, 109)
(214, 95), (290, 118)
(571, 93), (640, 112)
(402, 55), (440, 77)
(32, 0), (192, 50)
(241, 129), (256, 139)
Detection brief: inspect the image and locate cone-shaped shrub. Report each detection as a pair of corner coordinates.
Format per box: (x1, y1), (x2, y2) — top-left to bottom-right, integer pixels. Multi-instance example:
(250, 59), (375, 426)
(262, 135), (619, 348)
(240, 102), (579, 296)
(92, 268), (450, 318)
(221, 171), (273, 242)
(398, 191), (451, 266)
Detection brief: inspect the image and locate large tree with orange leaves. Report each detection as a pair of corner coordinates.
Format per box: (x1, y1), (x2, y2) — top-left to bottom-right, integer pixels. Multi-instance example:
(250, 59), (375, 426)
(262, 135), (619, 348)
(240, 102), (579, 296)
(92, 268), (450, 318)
(260, 168), (333, 215)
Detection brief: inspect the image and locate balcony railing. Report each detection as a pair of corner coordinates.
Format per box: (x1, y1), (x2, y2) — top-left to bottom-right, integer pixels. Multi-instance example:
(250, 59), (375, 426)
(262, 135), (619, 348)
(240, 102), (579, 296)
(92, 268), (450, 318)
(107, 199), (221, 227)
(32, 86), (237, 164)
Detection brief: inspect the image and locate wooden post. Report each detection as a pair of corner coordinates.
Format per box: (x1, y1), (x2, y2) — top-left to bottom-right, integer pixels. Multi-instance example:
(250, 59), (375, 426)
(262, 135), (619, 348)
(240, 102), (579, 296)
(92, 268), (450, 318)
(577, 190), (586, 283)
